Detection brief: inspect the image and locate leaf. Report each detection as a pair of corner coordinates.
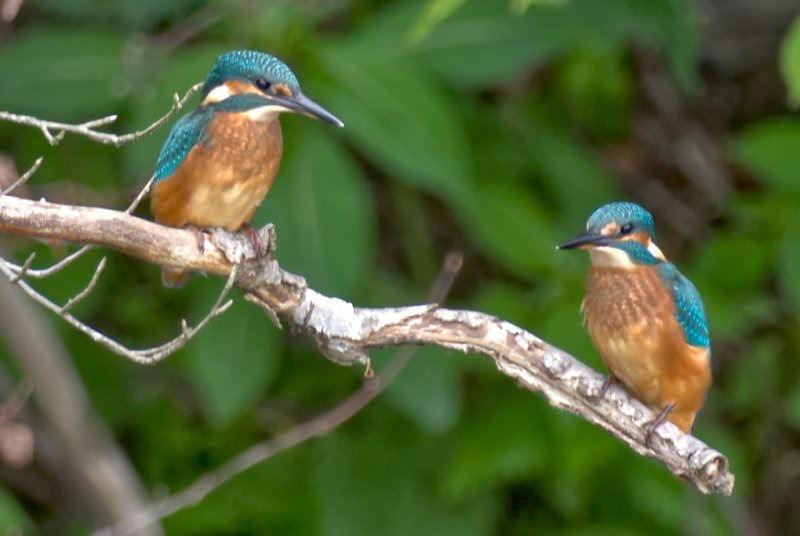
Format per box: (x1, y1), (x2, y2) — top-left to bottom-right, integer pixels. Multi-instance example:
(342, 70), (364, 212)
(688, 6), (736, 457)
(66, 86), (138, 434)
(556, 46), (632, 139)
(168, 450), (318, 536)
(258, 129), (376, 297)
(733, 117), (800, 194)
(379, 346), (462, 433)
(467, 181), (561, 279)
(413, 0), (698, 89)
(407, 0), (469, 44)
(778, 215), (800, 315)
(0, 27), (126, 120)
(780, 15), (800, 109)
(313, 418), (496, 536)
(0, 487), (32, 534)
(186, 292), (281, 427)
(317, 45), (475, 214)
(443, 388), (552, 499)
(31, 0), (188, 31)
(689, 232), (775, 338)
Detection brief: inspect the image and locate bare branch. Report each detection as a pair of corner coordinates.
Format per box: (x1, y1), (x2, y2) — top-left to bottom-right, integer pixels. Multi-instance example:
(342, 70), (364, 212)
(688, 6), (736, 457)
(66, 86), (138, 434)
(0, 83), (201, 147)
(0, 196), (735, 495)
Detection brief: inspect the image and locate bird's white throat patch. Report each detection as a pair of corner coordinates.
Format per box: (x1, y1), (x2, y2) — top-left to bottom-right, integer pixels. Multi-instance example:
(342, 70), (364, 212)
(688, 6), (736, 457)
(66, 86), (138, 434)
(244, 104), (289, 122)
(588, 247), (636, 269)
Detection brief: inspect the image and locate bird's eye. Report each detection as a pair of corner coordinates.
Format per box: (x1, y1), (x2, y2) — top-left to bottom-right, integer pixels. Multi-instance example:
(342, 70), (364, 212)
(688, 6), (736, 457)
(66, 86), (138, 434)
(255, 77), (271, 92)
(620, 223), (634, 235)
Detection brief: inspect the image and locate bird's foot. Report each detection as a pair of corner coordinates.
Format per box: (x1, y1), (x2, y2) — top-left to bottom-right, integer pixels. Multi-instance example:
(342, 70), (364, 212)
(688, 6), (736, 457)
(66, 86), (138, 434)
(240, 223), (274, 259)
(183, 225), (205, 254)
(643, 403), (674, 446)
(598, 374), (618, 399)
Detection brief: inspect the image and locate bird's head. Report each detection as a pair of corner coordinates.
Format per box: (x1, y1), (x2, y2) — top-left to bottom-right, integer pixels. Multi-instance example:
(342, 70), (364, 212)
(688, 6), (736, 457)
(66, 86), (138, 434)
(200, 50), (343, 127)
(558, 202), (665, 267)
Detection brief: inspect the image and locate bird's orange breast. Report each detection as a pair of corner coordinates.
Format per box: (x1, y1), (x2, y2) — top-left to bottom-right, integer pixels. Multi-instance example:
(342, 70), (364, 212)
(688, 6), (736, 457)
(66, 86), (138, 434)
(151, 112), (283, 231)
(582, 266), (711, 432)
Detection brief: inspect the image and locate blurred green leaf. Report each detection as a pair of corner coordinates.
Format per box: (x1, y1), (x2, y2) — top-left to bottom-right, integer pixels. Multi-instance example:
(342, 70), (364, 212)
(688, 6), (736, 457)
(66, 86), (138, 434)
(318, 46), (476, 214)
(444, 388), (552, 499)
(313, 417), (495, 536)
(778, 215), (800, 315)
(381, 346), (462, 433)
(733, 117), (800, 194)
(468, 181), (559, 279)
(0, 27), (126, 120)
(258, 129), (376, 297)
(556, 46), (632, 139)
(690, 232), (775, 337)
(407, 0), (469, 44)
(33, 0), (188, 30)
(168, 450), (318, 536)
(414, 0), (697, 89)
(0, 487), (32, 534)
(780, 16), (800, 109)
(186, 293), (281, 426)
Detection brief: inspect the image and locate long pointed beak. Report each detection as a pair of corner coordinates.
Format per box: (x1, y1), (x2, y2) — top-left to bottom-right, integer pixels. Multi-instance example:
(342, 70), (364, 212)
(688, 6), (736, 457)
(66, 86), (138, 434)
(276, 92), (344, 127)
(557, 232), (611, 250)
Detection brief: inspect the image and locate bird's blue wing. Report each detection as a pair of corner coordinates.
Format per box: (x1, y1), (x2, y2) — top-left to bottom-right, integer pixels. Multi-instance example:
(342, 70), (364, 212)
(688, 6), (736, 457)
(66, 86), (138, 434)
(153, 108), (212, 183)
(658, 262), (710, 349)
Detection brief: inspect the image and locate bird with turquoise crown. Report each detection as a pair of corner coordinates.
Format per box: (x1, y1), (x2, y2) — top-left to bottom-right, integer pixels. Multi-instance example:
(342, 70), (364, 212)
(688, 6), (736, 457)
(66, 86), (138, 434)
(150, 50), (343, 287)
(558, 202), (711, 436)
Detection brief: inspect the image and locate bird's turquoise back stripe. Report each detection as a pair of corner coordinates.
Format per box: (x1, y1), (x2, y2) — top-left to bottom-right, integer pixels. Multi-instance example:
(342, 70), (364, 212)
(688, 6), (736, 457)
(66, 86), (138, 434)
(610, 241), (709, 349)
(658, 262), (711, 349)
(154, 108), (212, 182)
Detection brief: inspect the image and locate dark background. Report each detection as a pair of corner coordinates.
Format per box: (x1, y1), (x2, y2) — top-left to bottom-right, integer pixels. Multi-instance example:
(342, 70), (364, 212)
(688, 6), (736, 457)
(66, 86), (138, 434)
(0, 0), (799, 534)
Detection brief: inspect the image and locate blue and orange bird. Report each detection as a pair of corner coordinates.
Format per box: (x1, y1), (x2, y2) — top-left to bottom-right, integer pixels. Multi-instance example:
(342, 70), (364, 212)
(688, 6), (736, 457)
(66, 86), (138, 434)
(558, 202), (711, 435)
(150, 50), (343, 287)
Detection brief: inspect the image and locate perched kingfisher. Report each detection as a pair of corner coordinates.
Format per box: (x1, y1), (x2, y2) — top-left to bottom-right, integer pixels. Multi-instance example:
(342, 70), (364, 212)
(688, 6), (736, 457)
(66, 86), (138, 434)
(558, 202), (711, 436)
(150, 50), (343, 287)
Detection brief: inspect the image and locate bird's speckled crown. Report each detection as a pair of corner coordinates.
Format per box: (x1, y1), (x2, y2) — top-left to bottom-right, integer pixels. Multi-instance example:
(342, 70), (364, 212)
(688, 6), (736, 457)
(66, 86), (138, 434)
(586, 201), (656, 241)
(201, 50), (301, 99)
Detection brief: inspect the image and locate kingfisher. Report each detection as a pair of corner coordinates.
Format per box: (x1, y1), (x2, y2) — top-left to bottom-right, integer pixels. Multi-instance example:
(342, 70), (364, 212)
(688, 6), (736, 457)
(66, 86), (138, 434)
(150, 50), (343, 287)
(558, 202), (711, 436)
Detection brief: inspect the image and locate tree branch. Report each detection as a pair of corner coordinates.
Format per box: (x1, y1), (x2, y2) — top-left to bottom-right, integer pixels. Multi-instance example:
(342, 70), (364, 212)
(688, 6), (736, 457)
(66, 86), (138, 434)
(0, 195), (735, 495)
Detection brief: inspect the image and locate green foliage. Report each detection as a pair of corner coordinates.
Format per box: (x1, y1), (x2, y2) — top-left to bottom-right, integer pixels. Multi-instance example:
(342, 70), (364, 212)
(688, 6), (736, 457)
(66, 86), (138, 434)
(0, 488), (32, 534)
(378, 347), (463, 433)
(780, 15), (800, 108)
(186, 291), (282, 426)
(0, 27), (126, 120)
(312, 413), (496, 536)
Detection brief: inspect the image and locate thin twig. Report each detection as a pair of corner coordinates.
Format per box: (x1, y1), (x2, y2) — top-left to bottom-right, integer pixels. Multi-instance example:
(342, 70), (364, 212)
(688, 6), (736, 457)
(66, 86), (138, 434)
(125, 176), (154, 214)
(60, 257), (107, 313)
(5, 245), (91, 279)
(0, 157), (43, 197)
(0, 83), (201, 147)
(0, 253), (237, 365)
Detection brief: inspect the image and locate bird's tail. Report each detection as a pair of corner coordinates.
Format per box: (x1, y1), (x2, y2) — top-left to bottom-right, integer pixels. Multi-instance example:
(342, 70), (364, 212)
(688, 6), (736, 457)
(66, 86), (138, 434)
(161, 268), (190, 288)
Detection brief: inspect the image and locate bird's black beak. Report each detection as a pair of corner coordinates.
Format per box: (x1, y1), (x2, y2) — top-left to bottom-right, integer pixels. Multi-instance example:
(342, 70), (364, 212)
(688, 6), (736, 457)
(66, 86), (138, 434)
(557, 232), (611, 250)
(276, 92), (344, 127)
